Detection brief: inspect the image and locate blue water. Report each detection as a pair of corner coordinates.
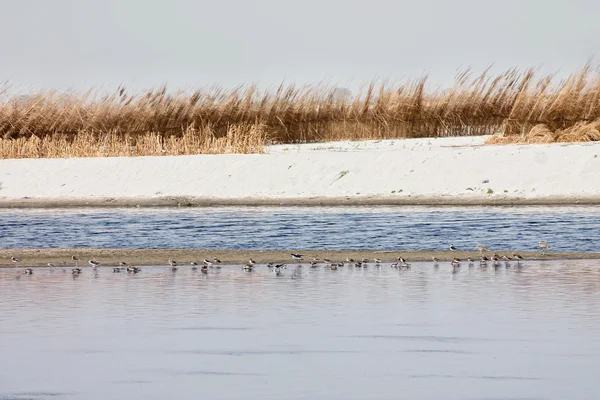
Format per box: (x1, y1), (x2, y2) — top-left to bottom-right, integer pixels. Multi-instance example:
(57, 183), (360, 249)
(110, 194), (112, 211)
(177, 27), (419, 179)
(1, 260), (599, 400)
(0, 206), (599, 252)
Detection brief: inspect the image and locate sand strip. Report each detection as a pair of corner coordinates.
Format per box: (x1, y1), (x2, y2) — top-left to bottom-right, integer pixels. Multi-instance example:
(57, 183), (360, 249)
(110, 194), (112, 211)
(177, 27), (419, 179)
(1, 249), (599, 267)
(2, 137), (600, 206)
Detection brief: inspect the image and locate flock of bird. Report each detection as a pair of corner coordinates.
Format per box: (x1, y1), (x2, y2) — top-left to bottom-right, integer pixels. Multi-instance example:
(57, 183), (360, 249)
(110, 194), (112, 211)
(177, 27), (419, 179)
(7, 242), (551, 276)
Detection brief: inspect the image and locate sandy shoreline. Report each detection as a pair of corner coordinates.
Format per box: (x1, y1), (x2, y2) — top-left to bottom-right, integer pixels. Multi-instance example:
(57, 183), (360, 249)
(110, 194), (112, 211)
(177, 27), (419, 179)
(1, 249), (599, 267)
(2, 136), (600, 207)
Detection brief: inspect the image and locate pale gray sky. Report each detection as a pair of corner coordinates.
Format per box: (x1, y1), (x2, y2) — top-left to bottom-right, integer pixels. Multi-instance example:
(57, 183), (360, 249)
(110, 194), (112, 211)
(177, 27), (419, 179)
(1, 0), (599, 92)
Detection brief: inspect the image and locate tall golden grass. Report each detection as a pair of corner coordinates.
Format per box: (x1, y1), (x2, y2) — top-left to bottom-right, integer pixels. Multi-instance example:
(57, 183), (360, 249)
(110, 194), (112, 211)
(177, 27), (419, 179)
(2, 64), (600, 158)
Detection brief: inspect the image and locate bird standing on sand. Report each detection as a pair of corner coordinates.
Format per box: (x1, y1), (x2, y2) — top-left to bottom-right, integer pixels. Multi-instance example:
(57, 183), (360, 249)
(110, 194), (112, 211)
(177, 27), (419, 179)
(72, 256), (79, 267)
(11, 256), (20, 266)
(475, 245), (488, 253)
(168, 259), (178, 271)
(449, 244), (458, 254)
(291, 254), (303, 262)
(374, 258), (382, 264)
(538, 241), (550, 255)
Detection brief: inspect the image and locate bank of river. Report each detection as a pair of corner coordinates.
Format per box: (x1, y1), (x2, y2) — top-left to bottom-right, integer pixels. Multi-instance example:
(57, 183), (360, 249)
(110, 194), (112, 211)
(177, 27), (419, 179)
(1, 137), (600, 206)
(1, 248), (599, 267)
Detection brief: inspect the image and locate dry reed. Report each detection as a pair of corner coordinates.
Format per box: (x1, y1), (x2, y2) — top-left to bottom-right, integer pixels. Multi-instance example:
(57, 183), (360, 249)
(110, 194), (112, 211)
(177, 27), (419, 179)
(0, 124), (266, 159)
(2, 63), (600, 158)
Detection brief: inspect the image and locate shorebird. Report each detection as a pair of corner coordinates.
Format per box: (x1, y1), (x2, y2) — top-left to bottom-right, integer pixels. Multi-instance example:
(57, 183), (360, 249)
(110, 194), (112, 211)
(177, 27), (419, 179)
(432, 257), (439, 265)
(11, 256), (20, 265)
(354, 262), (363, 268)
(243, 263), (254, 272)
(449, 244), (458, 253)
(23, 268), (33, 275)
(329, 263), (338, 270)
(191, 261), (198, 270)
(374, 258), (382, 264)
(451, 257), (461, 266)
(361, 258), (369, 264)
(400, 262), (411, 269)
(480, 255), (489, 265)
(88, 260), (100, 268)
(323, 258), (332, 263)
(391, 262), (399, 269)
(475, 245), (488, 253)
(538, 241), (550, 255)
(213, 258), (222, 264)
(467, 257), (474, 264)
(397, 257), (406, 263)
(201, 264), (208, 273)
(72, 255), (79, 267)
(113, 267), (122, 273)
(72, 267), (82, 275)
(312, 257), (320, 262)
(127, 266), (141, 273)
(248, 259), (256, 266)
(203, 259), (214, 268)
(274, 265), (284, 275)
(512, 253), (524, 265)
(310, 261), (318, 268)
(346, 257), (355, 263)
(168, 259), (178, 271)
(291, 253), (304, 262)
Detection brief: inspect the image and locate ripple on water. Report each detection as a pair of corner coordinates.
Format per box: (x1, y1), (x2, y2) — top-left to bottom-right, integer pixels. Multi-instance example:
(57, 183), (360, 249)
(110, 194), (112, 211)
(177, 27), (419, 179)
(1, 206), (600, 251)
(0, 260), (599, 400)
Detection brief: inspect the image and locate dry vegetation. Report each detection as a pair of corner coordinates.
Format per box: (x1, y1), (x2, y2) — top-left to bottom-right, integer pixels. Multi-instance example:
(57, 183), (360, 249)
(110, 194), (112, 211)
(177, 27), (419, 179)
(2, 64), (600, 158)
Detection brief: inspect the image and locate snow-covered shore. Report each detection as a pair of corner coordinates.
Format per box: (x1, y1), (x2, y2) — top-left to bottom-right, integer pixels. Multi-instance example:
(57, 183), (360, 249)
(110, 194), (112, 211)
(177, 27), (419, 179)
(1, 136), (600, 206)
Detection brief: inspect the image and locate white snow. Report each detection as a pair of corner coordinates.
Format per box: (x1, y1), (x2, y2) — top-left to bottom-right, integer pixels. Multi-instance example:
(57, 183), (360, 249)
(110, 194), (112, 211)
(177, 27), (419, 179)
(1, 136), (599, 204)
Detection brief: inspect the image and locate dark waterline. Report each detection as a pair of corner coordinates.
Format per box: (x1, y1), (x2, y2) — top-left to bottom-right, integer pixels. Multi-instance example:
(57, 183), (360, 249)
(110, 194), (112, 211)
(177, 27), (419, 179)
(1, 206), (600, 252)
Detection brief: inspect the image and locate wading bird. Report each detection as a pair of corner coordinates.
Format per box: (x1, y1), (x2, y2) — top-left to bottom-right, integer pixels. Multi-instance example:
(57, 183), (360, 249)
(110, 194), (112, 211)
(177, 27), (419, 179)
(538, 241), (550, 255)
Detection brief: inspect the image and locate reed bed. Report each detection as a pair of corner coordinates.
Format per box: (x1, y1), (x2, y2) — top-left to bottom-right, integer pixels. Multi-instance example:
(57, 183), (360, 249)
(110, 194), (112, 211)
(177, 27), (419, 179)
(2, 64), (600, 158)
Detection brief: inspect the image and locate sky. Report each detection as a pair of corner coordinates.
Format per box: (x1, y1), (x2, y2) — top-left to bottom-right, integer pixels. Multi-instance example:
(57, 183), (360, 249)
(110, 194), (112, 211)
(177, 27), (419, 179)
(1, 0), (599, 93)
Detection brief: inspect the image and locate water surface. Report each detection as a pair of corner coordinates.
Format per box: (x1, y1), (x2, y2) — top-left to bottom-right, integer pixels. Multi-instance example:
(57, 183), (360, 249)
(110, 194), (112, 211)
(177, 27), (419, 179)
(1, 206), (600, 251)
(1, 260), (599, 400)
